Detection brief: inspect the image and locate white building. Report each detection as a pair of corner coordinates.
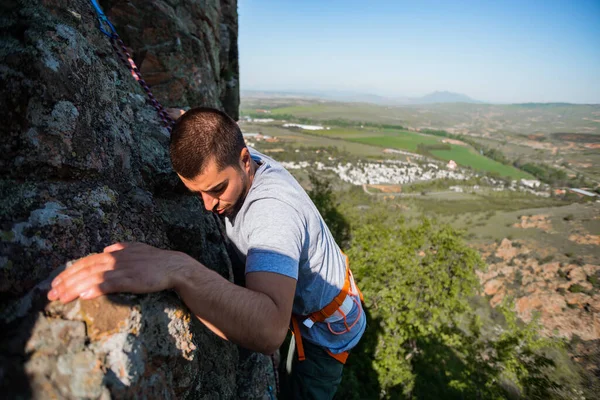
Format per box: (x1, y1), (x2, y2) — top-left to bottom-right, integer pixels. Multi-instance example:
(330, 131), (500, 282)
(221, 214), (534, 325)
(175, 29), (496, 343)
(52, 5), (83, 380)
(283, 123), (325, 131)
(520, 179), (541, 189)
(568, 188), (598, 197)
(242, 133), (272, 141)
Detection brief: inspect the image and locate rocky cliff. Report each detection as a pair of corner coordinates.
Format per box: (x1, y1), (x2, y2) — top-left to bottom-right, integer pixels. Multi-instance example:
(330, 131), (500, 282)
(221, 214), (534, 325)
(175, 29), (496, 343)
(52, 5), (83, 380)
(1, 0), (273, 398)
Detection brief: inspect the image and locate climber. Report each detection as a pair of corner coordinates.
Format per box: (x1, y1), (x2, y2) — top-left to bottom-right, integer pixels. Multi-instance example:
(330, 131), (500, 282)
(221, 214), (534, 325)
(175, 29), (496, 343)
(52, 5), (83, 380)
(47, 107), (366, 399)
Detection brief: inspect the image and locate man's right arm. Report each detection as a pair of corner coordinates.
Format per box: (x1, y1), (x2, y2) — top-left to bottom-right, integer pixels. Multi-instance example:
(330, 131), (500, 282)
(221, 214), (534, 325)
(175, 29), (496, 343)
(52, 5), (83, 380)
(181, 198), (304, 352)
(173, 258), (296, 354)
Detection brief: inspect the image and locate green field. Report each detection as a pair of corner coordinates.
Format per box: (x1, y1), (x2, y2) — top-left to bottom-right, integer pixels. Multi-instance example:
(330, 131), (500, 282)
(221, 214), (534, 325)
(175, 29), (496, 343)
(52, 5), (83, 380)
(346, 131), (439, 152)
(430, 145), (532, 178)
(270, 103), (386, 121)
(353, 135), (530, 178)
(250, 101), (600, 136)
(243, 98), (600, 184)
(240, 123), (402, 159)
(304, 127), (532, 179)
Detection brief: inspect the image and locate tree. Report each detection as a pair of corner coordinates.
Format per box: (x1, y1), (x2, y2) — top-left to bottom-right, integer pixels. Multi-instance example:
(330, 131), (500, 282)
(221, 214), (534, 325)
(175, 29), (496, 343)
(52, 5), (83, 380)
(305, 176), (585, 399)
(345, 215), (482, 396)
(340, 211), (580, 399)
(307, 173), (351, 249)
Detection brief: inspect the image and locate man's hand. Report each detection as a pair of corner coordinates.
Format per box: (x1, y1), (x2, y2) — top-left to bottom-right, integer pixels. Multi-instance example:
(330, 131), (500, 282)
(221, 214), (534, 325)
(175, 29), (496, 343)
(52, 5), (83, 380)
(166, 108), (186, 121)
(47, 242), (295, 354)
(47, 242), (190, 303)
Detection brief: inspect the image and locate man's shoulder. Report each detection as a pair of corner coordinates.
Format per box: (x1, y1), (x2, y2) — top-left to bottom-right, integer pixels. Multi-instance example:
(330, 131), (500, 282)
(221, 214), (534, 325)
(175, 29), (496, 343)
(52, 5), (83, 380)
(242, 147), (317, 226)
(242, 194), (305, 229)
(248, 152), (306, 203)
(242, 174), (308, 230)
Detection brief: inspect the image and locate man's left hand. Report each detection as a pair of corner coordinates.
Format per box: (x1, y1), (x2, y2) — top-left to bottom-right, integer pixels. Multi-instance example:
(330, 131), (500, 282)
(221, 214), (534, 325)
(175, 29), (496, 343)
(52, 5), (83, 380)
(47, 242), (189, 303)
(166, 107), (186, 121)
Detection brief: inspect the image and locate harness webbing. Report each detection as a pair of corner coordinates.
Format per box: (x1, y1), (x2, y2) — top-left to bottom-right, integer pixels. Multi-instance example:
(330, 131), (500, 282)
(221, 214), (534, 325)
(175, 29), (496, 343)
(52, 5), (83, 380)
(290, 254), (364, 365)
(88, 0), (175, 132)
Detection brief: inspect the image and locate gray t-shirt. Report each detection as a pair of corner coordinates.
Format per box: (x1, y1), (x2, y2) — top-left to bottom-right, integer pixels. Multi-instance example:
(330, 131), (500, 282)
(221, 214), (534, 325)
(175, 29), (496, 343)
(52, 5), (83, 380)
(224, 148), (366, 353)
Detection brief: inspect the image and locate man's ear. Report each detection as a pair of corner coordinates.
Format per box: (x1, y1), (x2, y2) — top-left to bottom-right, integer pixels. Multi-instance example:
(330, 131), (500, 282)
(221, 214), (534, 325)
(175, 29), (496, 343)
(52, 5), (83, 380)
(240, 147), (251, 173)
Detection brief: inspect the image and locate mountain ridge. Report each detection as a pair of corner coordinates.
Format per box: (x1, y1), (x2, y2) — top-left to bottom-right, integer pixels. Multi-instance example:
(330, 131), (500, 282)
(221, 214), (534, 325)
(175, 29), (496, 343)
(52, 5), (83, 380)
(242, 89), (482, 105)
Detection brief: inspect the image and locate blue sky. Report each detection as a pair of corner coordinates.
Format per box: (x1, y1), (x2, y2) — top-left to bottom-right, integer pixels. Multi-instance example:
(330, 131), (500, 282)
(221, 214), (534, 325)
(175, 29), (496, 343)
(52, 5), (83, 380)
(238, 0), (600, 104)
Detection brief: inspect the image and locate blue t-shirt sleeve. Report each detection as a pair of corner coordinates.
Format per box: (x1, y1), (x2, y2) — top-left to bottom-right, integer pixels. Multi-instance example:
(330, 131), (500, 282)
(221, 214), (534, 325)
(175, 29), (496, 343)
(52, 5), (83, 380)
(244, 198), (305, 280)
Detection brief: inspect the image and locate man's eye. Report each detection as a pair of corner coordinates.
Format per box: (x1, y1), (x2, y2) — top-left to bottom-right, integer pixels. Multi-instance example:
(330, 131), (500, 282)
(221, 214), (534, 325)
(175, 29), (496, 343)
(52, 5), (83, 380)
(211, 185), (226, 194)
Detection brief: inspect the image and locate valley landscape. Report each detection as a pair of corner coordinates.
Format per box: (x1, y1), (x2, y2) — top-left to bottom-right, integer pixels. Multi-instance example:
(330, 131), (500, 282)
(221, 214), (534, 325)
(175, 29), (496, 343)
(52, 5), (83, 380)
(240, 94), (600, 398)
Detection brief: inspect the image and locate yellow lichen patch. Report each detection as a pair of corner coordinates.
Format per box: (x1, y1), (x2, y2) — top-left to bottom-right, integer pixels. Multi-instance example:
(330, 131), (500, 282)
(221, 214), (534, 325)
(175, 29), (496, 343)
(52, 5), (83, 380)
(172, 308), (192, 325)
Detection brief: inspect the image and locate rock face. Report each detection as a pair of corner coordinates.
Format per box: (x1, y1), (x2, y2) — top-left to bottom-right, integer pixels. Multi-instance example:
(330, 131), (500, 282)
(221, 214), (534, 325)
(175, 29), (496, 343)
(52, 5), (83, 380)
(102, 0), (240, 119)
(1, 0), (272, 398)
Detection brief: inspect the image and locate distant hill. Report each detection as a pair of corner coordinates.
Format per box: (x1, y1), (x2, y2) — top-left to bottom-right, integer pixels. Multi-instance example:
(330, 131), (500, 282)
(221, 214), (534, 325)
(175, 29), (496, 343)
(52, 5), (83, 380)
(241, 89), (398, 104)
(242, 89), (482, 105)
(410, 91), (481, 104)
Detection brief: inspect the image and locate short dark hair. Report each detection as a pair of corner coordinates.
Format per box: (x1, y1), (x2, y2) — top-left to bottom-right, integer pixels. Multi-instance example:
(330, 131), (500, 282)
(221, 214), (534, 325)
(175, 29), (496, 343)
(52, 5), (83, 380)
(169, 107), (246, 179)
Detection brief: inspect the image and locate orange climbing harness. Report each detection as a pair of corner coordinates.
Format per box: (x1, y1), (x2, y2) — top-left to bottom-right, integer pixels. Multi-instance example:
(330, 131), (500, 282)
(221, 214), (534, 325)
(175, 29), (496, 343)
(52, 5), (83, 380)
(290, 253), (364, 364)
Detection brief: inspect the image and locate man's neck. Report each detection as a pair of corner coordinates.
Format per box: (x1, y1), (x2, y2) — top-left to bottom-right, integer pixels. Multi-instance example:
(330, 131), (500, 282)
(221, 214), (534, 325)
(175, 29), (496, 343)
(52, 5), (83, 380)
(227, 158), (260, 222)
(248, 156), (263, 189)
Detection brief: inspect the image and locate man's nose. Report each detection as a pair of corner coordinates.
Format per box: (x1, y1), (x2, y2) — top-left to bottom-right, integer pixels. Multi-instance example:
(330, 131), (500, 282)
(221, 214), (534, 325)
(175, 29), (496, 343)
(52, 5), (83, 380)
(201, 193), (218, 211)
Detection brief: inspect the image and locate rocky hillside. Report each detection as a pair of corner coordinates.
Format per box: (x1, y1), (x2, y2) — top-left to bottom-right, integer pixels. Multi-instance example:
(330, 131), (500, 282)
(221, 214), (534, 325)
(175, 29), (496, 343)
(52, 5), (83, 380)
(479, 238), (600, 340)
(477, 233), (600, 382)
(1, 0), (273, 398)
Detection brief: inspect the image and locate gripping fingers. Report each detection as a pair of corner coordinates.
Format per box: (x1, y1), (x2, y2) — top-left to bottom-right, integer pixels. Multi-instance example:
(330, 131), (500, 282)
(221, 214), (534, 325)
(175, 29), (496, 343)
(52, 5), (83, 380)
(51, 244), (128, 290)
(51, 252), (114, 289)
(53, 272), (108, 303)
(50, 256), (95, 289)
(48, 255), (118, 302)
(103, 242), (130, 253)
(80, 272), (135, 300)
(52, 269), (126, 303)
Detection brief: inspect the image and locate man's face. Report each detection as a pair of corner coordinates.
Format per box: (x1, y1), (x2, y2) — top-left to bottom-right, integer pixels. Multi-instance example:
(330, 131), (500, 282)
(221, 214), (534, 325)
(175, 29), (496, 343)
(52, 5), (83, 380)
(178, 151), (252, 218)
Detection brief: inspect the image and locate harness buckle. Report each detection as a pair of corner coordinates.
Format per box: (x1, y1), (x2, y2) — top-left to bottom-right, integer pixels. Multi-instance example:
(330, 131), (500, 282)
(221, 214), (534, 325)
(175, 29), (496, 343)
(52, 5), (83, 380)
(302, 318), (315, 329)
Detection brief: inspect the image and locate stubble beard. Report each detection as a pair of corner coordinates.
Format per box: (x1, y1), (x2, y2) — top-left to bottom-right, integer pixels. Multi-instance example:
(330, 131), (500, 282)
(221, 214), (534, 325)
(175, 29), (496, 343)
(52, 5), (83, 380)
(219, 171), (251, 219)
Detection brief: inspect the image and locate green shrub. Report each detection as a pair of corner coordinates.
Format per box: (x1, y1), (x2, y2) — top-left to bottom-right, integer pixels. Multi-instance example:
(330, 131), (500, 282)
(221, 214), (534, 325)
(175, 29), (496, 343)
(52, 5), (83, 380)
(557, 269), (567, 279)
(569, 284), (585, 293)
(307, 173), (351, 249)
(538, 255), (555, 264)
(563, 214), (574, 221)
(573, 257), (586, 266)
(514, 269), (524, 286)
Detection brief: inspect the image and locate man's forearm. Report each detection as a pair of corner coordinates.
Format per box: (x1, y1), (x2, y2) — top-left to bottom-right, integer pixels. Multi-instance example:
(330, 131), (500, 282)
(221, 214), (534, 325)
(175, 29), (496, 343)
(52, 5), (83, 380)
(172, 255), (287, 354)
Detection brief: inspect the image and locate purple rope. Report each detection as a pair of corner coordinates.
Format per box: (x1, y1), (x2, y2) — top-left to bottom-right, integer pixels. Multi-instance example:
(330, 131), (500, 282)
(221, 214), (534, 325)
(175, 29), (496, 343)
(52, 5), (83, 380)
(109, 34), (175, 131)
(109, 30), (281, 395)
(90, 1), (270, 391)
